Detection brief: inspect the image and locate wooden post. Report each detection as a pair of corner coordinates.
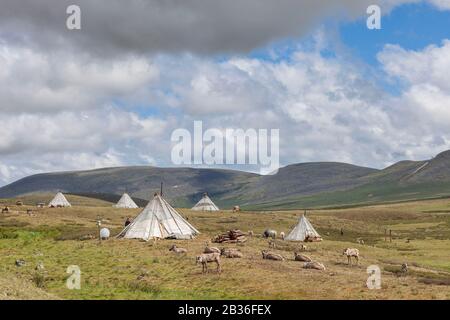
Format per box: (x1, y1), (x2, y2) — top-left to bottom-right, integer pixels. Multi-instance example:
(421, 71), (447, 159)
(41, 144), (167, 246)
(389, 229), (392, 243)
(384, 229), (387, 242)
(97, 217), (102, 244)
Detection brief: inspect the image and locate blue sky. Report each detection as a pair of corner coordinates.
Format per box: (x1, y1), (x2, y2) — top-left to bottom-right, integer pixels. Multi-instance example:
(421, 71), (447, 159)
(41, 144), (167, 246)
(248, 2), (450, 68)
(226, 1), (450, 99)
(340, 2), (450, 65)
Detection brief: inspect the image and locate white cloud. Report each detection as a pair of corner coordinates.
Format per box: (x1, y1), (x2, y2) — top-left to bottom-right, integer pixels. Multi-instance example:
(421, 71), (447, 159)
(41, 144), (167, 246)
(0, 46), (159, 113)
(429, 0), (450, 10)
(2, 23), (450, 185)
(379, 41), (450, 91)
(149, 35), (450, 170)
(0, 107), (168, 184)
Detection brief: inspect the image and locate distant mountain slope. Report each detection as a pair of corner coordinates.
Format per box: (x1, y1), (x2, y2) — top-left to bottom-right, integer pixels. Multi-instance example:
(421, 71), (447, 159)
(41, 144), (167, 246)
(247, 151), (450, 210)
(232, 162), (378, 204)
(1, 150), (450, 209)
(0, 166), (258, 207)
(401, 150), (450, 183)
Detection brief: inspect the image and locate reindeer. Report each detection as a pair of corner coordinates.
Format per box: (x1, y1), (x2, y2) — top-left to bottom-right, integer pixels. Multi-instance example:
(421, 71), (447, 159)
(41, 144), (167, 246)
(221, 248), (243, 258)
(303, 261), (326, 271)
(343, 248), (359, 266)
(196, 253), (221, 274)
(261, 250), (284, 261)
(203, 241), (221, 254)
(263, 229), (277, 239)
(169, 244), (187, 254)
(294, 251), (312, 262)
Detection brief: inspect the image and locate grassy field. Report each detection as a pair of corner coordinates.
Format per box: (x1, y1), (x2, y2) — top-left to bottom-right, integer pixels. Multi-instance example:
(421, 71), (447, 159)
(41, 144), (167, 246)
(1, 194), (450, 300)
(245, 181), (450, 210)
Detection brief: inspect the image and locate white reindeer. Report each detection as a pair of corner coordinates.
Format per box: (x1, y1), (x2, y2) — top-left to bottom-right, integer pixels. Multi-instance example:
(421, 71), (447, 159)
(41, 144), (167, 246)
(343, 248), (359, 266)
(196, 253), (222, 274)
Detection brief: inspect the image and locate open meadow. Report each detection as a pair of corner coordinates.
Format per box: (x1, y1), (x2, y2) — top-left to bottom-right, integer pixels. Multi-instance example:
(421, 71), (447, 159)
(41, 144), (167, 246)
(1, 194), (450, 300)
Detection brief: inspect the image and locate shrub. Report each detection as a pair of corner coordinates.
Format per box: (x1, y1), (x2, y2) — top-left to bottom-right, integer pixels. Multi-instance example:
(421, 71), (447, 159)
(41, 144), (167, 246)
(127, 280), (162, 296)
(0, 229), (18, 239)
(32, 272), (46, 289)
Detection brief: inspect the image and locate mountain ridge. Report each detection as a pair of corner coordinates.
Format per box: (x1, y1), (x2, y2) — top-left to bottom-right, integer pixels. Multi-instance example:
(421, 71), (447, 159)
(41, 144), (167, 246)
(1, 150), (450, 209)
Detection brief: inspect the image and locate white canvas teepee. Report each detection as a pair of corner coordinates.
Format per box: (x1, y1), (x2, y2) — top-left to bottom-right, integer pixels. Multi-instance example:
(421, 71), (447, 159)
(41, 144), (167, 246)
(191, 193), (219, 211)
(114, 193), (138, 209)
(48, 192), (71, 208)
(118, 194), (199, 240)
(285, 214), (322, 242)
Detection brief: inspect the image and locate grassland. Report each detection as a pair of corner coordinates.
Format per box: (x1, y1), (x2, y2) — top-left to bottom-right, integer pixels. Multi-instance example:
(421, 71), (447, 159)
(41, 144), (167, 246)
(1, 194), (450, 300)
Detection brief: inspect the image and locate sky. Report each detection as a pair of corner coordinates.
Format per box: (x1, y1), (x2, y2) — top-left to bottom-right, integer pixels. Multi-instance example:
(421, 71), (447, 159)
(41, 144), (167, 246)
(0, 0), (450, 185)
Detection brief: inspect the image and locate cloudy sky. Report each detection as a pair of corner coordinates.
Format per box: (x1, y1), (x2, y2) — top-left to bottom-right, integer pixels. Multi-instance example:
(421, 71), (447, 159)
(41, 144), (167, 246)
(1, 0), (450, 185)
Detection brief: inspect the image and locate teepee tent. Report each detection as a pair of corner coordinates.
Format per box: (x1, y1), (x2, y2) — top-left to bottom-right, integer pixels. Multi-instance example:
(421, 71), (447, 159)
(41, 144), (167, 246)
(48, 192), (71, 208)
(285, 214), (322, 242)
(114, 193), (138, 209)
(117, 194), (199, 240)
(191, 193), (219, 211)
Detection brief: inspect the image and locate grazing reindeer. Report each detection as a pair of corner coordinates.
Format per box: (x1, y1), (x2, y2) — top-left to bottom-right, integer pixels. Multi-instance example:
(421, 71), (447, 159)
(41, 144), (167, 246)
(343, 248), (359, 266)
(280, 232), (285, 240)
(248, 230), (254, 238)
(263, 229), (277, 239)
(196, 253), (221, 274)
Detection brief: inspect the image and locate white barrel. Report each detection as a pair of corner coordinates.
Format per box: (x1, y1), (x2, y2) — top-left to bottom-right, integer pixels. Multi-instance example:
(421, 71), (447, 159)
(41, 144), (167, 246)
(100, 228), (110, 239)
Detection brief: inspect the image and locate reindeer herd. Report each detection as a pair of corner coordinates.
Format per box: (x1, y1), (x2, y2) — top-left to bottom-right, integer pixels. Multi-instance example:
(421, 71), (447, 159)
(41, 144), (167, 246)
(169, 229), (362, 275)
